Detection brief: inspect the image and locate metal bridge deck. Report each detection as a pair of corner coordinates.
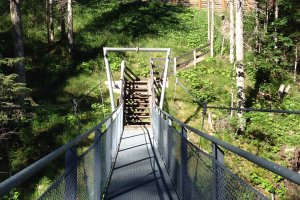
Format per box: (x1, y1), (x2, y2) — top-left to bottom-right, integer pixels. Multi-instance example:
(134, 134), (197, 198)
(105, 126), (179, 200)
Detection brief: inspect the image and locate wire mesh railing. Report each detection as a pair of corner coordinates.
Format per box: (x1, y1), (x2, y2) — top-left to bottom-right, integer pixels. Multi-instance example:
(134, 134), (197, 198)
(0, 103), (124, 199)
(151, 104), (296, 199)
(39, 104), (123, 200)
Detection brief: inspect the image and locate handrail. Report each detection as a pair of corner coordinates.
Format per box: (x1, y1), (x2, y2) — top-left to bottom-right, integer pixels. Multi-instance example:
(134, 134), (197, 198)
(0, 105), (122, 196)
(176, 51), (194, 60)
(195, 43), (210, 51)
(155, 105), (300, 185)
(151, 44), (209, 73)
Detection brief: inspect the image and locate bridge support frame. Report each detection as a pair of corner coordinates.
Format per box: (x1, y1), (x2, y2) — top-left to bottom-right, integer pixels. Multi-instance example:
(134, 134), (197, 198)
(180, 126), (191, 200)
(94, 129), (102, 200)
(65, 147), (78, 200)
(212, 144), (225, 200)
(103, 47), (171, 111)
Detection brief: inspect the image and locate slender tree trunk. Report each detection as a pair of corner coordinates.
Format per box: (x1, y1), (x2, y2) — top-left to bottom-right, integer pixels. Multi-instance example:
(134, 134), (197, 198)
(235, 0), (245, 132)
(294, 47), (298, 82)
(47, 0), (54, 43)
(67, 0), (73, 52)
(60, 0), (66, 42)
(255, 1), (260, 53)
(210, 0), (214, 57)
(207, 0), (211, 43)
(274, 1), (278, 50)
(264, 0), (269, 33)
(230, 62), (236, 117)
(274, 1), (279, 65)
(229, 0), (235, 63)
(10, 0), (25, 83)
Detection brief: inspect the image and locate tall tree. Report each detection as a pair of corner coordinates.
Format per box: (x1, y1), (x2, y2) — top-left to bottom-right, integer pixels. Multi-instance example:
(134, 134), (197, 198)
(9, 0), (25, 83)
(235, 0), (245, 131)
(274, 0), (278, 51)
(60, 0), (66, 42)
(210, 0), (214, 57)
(207, 0), (211, 43)
(46, 0), (54, 43)
(229, 0), (235, 63)
(67, 0), (73, 52)
(255, 1), (260, 53)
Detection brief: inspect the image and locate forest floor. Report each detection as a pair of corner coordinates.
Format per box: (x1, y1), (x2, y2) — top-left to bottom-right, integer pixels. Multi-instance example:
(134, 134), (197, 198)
(0, 0), (299, 199)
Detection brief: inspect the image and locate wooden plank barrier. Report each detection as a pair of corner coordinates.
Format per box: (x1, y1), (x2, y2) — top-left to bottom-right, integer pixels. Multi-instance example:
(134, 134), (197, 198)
(151, 44), (210, 74)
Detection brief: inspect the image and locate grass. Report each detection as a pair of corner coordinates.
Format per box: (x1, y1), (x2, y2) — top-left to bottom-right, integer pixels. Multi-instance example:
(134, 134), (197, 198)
(165, 54), (300, 198)
(2, 0), (298, 199)
(0, 1), (214, 198)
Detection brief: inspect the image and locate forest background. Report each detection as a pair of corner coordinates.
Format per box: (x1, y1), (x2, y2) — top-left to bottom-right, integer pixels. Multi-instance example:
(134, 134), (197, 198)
(0, 0), (299, 199)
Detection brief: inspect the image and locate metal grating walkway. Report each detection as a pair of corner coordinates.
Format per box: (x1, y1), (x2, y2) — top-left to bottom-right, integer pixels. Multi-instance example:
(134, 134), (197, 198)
(105, 126), (179, 200)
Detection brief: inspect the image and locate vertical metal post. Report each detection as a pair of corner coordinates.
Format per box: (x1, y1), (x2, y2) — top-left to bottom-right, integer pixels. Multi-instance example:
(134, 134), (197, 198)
(94, 129), (101, 200)
(167, 118), (172, 168)
(159, 48), (171, 109)
(105, 117), (112, 178)
(103, 48), (115, 111)
(150, 59), (155, 107)
(65, 147), (78, 200)
(181, 126), (190, 199)
(212, 143), (225, 200)
(120, 60), (125, 81)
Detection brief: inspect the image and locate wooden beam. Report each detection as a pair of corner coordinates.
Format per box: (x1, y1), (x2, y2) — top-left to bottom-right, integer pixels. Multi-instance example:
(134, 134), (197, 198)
(198, 0), (202, 9)
(222, 0), (226, 11)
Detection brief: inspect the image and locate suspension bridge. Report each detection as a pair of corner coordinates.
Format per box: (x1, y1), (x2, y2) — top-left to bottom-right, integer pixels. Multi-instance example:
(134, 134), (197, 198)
(0, 47), (300, 199)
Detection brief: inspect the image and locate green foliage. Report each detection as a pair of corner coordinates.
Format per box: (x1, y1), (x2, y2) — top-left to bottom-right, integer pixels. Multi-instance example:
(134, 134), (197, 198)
(108, 53), (123, 71)
(178, 69), (216, 102)
(0, 73), (31, 106)
(250, 171), (286, 197)
(0, 58), (26, 67)
(177, 63), (231, 103)
(30, 177), (53, 199)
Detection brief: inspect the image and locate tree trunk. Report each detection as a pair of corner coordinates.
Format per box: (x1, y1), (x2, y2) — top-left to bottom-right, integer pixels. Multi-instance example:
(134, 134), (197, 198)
(10, 0), (25, 83)
(264, 0), (269, 33)
(60, 0), (66, 42)
(294, 47), (298, 82)
(207, 0), (210, 43)
(67, 0), (73, 52)
(235, 0), (245, 132)
(47, 0), (54, 43)
(210, 0), (214, 57)
(274, 1), (279, 65)
(255, 1), (260, 53)
(229, 0), (234, 63)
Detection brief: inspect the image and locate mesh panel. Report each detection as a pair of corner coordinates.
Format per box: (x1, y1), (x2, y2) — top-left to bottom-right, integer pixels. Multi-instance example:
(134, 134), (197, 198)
(152, 107), (267, 200)
(39, 105), (123, 200)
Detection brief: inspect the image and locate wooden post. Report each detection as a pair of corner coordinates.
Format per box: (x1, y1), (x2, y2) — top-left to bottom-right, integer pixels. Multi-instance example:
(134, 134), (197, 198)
(173, 57), (177, 76)
(222, 0), (226, 11)
(198, 0), (202, 9)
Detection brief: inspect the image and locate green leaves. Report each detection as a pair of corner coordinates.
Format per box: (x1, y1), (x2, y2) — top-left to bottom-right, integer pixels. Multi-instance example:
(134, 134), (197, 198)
(0, 73), (31, 105)
(108, 53), (122, 71)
